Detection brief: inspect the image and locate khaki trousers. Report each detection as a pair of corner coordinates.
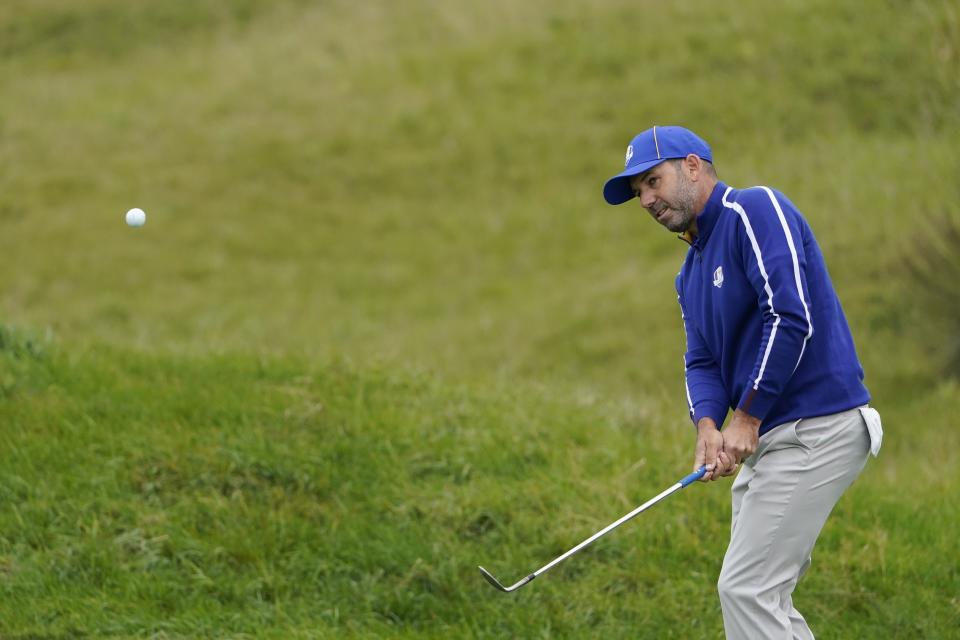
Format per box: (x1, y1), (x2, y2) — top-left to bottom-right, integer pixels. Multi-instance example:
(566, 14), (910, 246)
(718, 406), (873, 640)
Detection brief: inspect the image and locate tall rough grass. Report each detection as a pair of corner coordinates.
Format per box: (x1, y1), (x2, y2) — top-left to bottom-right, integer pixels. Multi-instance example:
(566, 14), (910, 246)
(1, 332), (958, 637)
(902, 214), (960, 376)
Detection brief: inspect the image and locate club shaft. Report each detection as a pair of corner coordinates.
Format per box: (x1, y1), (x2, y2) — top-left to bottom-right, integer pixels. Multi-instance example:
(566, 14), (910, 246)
(479, 467), (705, 592)
(531, 482), (683, 578)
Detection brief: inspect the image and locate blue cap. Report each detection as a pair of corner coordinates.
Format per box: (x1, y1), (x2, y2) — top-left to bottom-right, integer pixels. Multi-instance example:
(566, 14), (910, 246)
(602, 126), (713, 205)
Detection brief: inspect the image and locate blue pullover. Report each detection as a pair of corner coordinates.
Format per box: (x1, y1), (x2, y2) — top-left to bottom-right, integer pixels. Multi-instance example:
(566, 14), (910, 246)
(677, 182), (870, 436)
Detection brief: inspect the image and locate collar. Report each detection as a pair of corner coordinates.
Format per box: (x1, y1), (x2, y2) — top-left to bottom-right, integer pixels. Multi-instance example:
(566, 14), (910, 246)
(678, 181), (728, 249)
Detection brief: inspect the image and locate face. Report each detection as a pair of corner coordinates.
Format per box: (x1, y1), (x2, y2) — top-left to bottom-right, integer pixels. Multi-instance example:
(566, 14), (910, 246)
(629, 160), (701, 233)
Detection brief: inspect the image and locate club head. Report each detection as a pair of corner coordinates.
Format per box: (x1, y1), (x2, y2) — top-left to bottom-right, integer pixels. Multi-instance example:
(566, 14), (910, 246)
(478, 566), (534, 593)
(478, 566), (508, 591)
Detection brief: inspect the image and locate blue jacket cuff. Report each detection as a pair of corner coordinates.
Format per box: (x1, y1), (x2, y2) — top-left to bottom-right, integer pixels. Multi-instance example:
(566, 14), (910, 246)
(692, 403), (729, 429)
(737, 387), (779, 421)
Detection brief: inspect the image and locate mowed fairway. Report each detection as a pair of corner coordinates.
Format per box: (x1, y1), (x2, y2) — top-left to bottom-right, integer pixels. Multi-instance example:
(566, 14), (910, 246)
(1, 1), (959, 637)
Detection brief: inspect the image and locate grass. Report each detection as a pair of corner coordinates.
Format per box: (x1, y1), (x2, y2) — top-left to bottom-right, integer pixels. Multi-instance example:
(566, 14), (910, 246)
(1, 330), (957, 638)
(1, 0), (958, 636)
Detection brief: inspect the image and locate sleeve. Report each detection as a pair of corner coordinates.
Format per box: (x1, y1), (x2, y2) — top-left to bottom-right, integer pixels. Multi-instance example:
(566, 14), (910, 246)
(677, 277), (730, 428)
(731, 187), (814, 420)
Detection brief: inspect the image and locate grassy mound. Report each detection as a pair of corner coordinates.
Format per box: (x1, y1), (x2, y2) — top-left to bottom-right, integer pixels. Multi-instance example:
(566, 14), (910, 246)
(1, 330), (956, 637)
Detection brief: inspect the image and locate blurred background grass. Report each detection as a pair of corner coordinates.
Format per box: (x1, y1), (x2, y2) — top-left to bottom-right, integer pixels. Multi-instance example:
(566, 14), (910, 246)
(1, 0), (958, 637)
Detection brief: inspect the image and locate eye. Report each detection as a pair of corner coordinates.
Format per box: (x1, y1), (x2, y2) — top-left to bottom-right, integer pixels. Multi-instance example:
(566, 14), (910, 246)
(647, 176), (659, 187)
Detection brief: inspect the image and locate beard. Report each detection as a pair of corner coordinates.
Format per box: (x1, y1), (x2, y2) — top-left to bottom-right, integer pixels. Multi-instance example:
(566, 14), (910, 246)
(650, 170), (700, 233)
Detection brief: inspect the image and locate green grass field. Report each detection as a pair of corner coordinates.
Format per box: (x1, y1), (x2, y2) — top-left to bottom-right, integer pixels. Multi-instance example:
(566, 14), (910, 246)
(2, 0), (959, 637)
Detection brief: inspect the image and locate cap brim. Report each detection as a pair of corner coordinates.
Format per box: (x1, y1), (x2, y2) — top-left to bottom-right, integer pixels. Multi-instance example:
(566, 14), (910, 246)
(602, 158), (666, 205)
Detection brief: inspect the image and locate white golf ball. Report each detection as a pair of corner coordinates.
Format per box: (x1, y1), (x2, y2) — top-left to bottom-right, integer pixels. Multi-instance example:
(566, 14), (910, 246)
(126, 207), (146, 227)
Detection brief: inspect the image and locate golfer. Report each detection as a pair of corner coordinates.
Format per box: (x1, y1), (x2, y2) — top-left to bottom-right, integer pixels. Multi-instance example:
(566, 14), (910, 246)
(602, 126), (883, 639)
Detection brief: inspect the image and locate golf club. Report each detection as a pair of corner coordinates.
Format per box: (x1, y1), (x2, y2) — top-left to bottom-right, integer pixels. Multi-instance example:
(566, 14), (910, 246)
(478, 465), (707, 593)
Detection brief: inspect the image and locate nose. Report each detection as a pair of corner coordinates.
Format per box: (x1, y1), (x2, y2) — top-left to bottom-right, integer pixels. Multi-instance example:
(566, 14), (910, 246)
(638, 186), (657, 209)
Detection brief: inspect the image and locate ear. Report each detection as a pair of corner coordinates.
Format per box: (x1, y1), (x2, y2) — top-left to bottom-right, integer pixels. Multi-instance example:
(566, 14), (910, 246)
(682, 154), (703, 181)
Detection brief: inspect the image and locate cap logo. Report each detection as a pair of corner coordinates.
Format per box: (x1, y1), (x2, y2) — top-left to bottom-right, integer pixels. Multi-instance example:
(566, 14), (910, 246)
(624, 145), (634, 167)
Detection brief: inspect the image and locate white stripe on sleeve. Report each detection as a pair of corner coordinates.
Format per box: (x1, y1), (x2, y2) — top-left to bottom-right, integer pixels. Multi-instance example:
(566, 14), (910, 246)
(722, 188), (781, 390)
(679, 294), (696, 418)
(760, 186), (814, 370)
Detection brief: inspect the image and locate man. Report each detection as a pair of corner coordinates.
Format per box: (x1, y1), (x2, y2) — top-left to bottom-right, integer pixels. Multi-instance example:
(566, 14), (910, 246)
(602, 125), (882, 639)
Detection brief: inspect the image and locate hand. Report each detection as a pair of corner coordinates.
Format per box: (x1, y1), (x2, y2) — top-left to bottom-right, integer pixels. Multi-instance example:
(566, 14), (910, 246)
(714, 449), (737, 478)
(694, 418), (727, 481)
(721, 409), (761, 472)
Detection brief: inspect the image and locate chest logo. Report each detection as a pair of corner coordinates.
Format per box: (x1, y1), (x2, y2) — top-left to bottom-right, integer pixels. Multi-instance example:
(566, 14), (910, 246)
(713, 265), (724, 288)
